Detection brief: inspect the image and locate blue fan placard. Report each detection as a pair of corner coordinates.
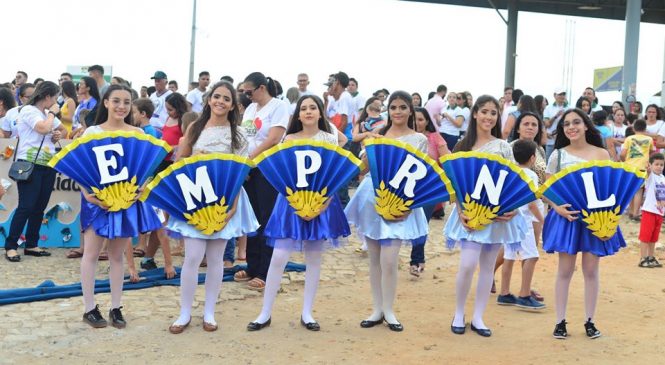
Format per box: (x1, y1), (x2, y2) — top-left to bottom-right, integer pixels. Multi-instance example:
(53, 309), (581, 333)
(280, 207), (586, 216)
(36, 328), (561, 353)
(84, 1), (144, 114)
(140, 153), (254, 235)
(254, 139), (363, 218)
(48, 131), (171, 212)
(364, 139), (454, 220)
(539, 161), (645, 240)
(440, 151), (538, 230)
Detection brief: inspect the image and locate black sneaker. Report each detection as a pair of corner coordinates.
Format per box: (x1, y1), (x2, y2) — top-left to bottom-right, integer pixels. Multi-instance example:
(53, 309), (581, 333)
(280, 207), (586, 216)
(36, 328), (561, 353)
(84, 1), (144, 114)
(553, 320), (567, 339)
(649, 256), (663, 268)
(83, 305), (107, 328)
(109, 306), (127, 329)
(584, 318), (601, 339)
(638, 257), (651, 268)
(140, 258), (158, 271)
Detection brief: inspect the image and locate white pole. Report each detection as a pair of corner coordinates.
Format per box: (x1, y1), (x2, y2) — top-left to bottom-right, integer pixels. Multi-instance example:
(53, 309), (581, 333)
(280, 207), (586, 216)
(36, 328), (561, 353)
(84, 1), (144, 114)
(661, 37), (665, 106)
(188, 0), (197, 84)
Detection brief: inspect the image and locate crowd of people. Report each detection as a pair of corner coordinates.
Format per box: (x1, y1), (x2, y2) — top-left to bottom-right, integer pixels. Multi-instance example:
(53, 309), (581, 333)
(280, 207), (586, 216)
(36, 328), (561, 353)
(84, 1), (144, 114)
(0, 66), (663, 340)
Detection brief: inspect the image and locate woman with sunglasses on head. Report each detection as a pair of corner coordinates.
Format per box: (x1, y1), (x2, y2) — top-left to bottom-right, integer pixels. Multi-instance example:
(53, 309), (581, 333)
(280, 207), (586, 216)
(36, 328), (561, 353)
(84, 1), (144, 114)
(345, 91), (429, 332)
(543, 108), (612, 339)
(234, 72), (290, 291)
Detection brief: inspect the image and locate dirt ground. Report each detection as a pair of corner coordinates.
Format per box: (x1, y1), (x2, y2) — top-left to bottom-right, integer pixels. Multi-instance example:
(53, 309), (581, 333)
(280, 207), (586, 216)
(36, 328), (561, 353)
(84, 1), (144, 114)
(1, 215), (663, 365)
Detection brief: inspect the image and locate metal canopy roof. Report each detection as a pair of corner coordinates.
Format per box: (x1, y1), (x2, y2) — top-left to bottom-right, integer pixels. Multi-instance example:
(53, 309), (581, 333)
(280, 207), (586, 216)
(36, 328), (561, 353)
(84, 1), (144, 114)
(402, 0), (665, 24)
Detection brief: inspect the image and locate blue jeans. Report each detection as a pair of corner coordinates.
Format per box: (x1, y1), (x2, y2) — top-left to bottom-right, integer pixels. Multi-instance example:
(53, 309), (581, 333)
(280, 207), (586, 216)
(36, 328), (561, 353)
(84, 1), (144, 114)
(337, 142), (352, 206)
(545, 144), (555, 163)
(410, 204), (436, 265)
(223, 237), (236, 263)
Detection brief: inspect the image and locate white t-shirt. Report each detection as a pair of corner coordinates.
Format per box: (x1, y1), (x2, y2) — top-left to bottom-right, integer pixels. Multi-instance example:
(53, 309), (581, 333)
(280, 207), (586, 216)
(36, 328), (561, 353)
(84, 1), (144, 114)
(501, 102), (515, 128)
(641, 173), (665, 215)
(241, 98), (290, 155)
(458, 107), (471, 132)
(543, 103), (568, 146)
(609, 123), (627, 157)
(15, 105), (62, 165)
(645, 120), (665, 138)
(327, 91), (355, 138)
(1, 106), (21, 137)
(439, 106), (461, 135)
(149, 89), (173, 129)
(518, 168), (539, 222)
(351, 93), (366, 125)
(186, 88), (205, 113)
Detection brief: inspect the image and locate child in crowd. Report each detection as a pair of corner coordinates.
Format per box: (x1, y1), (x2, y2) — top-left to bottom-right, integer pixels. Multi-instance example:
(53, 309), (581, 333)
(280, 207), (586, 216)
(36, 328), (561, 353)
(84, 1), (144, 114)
(620, 119), (654, 221)
(132, 98), (162, 139)
(497, 140), (545, 310)
(638, 153), (665, 268)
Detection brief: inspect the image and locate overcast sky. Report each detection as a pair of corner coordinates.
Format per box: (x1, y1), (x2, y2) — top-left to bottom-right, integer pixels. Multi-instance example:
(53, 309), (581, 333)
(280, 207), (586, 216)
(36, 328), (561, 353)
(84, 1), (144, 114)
(3, 0), (664, 105)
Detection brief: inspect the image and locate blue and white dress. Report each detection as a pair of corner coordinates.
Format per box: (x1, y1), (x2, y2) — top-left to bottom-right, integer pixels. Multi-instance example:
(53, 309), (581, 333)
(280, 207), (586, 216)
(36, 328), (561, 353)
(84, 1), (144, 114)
(166, 125), (259, 240)
(344, 133), (429, 245)
(444, 139), (529, 248)
(542, 149), (626, 257)
(264, 131), (351, 251)
(80, 126), (162, 239)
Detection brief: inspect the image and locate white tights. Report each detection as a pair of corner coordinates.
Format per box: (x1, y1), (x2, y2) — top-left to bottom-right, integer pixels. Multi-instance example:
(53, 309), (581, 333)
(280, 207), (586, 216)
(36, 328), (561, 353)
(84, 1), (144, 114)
(365, 238), (402, 325)
(453, 241), (501, 329)
(173, 238), (227, 326)
(555, 252), (599, 323)
(81, 230), (128, 312)
(255, 239), (324, 324)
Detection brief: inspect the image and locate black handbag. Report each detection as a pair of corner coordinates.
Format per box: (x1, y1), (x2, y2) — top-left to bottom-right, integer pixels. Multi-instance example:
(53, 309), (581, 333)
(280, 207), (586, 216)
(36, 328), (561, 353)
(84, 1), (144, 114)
(8, 136), (46, 182)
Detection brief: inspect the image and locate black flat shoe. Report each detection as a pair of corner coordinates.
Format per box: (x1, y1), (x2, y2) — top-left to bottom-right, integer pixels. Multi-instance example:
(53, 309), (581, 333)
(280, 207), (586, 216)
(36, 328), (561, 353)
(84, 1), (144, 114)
(385, 320), (403, 332)
(247, 318), (271, 331)
(470, 323), (492, 337)
(83, 305), (107, 328)
(109, 307), (126, 329)
(300, 317), (320, 331)
(360, 316), (384, 328)
(24, 249), (51, 257)
(4, 251), (20, 262)
(451, 318), (466, 335)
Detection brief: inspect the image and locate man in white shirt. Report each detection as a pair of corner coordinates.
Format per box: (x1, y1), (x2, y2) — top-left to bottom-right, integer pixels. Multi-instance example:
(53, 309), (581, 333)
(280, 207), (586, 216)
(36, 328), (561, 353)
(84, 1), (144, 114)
(347, 77), (366, 125)
(425, 84), (447, 126)
(296, 73), (312, 97)
(88, 65), (109, 96)
(583, 87), (603, 112)
(501, 86), (517, 128)
(325, 71), (355, 205)
(186, 71), (210, 113)
(148, 71), (173, 129)
(543, 87), (569, 161)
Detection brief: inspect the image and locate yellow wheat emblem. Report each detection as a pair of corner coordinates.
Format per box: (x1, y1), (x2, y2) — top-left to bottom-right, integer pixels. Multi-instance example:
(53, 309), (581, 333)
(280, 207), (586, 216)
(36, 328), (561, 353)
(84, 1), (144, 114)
(581, 206), (621, 240)
(461, 193), (500, 230)
(91, 176), (139, 212)
(183, 197), (229, 235)
(286, 187), (329, 219)
(374, 181), (413, 220)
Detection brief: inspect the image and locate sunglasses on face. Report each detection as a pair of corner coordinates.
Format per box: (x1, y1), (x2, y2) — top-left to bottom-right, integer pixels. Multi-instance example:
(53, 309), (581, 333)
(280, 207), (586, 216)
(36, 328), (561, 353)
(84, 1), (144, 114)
(243, 85), (261, 97)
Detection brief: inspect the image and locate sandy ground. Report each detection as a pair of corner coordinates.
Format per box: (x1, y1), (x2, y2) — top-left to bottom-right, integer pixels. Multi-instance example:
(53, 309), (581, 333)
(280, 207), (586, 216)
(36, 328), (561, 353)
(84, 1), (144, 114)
(1, 213), (664, 365)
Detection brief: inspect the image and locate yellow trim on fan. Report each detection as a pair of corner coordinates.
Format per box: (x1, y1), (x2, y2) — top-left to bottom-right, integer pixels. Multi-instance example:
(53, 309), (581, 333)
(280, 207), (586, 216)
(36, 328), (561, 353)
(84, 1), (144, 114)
(139, 153), (254, 202)
(252, 139), (364, 170)
(48, 130), (172, 168)
(537, 159), (647, 197)
(365, 138), (457, 200)
(440, 151), (539, 194)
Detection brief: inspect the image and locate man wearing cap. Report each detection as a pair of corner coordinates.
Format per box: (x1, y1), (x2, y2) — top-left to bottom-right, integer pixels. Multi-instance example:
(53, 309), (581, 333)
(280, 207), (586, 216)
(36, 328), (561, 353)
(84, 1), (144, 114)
(149, 71), (173, 129)
(88, 65), (109, 96)
(543, 87), (569, 160)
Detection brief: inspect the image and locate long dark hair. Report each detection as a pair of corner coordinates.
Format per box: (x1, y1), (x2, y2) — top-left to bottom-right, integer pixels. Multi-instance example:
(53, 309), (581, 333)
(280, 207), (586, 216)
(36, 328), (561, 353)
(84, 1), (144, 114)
(187, 81), (242, 152)
(512, 111), (544, 146)
(61, 81), (78, 107)
(553, 108), (604, 149)
(517, 95), (538, 114)
(25, 81), (60, 106)
(94, 85), (134, 125)
(285, 95), (331, 136)
(414, 106), (437, 133)
(243, 72), (278, 98)
(453, 95), (501, 152)
(380, 91), (415, 136)
(80, 76), (101, 103)
(165, 93), (189, 129)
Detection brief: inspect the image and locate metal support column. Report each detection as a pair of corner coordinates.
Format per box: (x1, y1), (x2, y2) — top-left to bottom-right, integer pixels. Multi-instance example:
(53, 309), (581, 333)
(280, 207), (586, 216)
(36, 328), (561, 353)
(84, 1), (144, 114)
(504, 0), (518, 88)
(188, 0), (197, 83)
(622, 0), (641, 104)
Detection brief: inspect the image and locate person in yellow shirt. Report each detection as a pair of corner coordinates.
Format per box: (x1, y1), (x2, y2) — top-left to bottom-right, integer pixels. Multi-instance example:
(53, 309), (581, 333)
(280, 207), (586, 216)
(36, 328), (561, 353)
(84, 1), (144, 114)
(621, 119), (654, 220)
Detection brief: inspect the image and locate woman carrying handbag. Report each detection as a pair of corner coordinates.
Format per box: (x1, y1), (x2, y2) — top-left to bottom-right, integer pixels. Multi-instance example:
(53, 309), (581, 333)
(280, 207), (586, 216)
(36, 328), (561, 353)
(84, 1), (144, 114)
(4, 81), (67, 262)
